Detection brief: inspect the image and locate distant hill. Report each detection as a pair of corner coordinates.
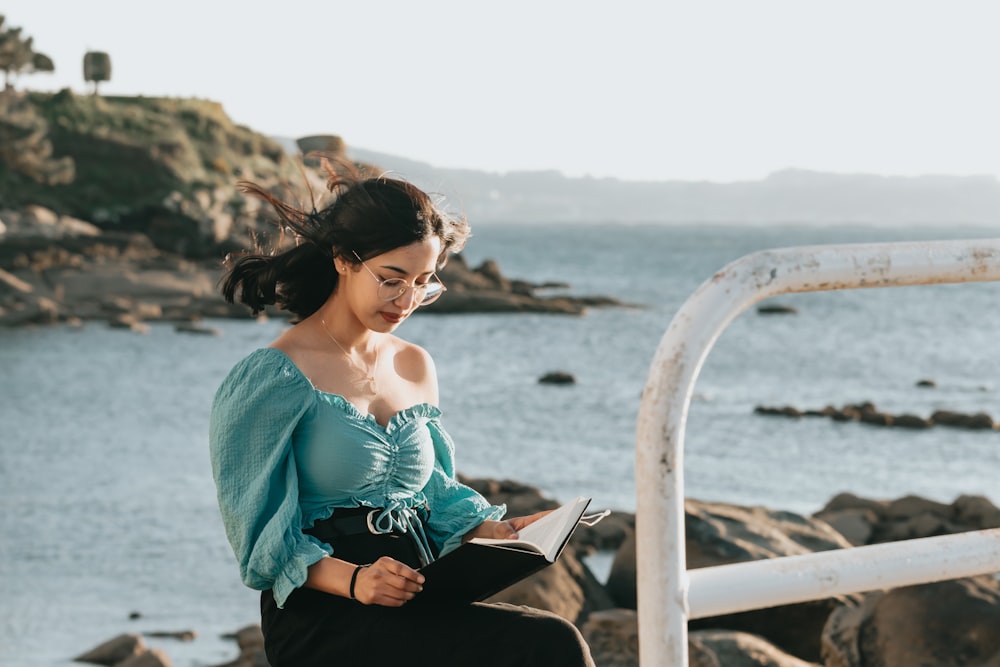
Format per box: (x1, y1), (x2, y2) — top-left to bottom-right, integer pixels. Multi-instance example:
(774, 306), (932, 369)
(276, 137), (1000, 226)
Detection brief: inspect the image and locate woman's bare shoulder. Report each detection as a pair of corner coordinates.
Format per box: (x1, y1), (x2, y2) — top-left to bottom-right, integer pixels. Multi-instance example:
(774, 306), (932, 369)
(266, 323), (322, 368)
(389, 336), (438, 387)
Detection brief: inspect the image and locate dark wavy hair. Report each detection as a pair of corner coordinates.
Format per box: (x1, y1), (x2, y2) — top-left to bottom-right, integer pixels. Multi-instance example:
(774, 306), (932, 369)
(221, 162), (470, 318)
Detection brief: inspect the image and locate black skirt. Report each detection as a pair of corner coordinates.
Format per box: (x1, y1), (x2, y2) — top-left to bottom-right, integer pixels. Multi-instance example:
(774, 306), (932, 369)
(260, 510), (594, 667)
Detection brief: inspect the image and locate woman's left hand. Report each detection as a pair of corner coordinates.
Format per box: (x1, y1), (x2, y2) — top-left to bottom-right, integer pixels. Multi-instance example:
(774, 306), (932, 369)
(463, 510), (552, 542)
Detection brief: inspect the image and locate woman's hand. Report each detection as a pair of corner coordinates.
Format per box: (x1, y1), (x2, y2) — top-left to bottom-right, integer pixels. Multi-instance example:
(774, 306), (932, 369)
(351, 556), (425, 607)
(463, 510), (553, 542)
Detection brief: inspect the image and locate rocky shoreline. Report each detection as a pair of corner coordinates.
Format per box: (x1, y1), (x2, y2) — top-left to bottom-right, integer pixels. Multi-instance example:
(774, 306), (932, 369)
(0, 90), (631, 329)
(0, 205), (630, 330)
(72, 479), (1000, 667)
(755, 400), (999, 431)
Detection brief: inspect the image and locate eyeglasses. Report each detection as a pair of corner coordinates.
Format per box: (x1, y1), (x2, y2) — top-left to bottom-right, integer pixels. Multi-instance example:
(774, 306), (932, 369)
(352, 251), (447, 306)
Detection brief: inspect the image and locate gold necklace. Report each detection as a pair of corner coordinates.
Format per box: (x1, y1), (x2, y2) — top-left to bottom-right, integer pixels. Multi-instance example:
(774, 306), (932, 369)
(320, 318), (378, 393)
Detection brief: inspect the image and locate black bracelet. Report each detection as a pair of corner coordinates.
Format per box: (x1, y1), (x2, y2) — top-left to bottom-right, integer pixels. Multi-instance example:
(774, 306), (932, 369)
(349, 564), (364, 600)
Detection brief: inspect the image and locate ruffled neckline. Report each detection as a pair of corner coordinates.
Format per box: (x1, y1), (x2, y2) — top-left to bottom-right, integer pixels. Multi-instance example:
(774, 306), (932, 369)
(257, 347), (441, 430)
(316, 392), (440, 432)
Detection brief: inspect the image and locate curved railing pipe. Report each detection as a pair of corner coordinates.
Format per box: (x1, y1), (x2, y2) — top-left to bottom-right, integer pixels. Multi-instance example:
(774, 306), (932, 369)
(635, 238), (1000, 666)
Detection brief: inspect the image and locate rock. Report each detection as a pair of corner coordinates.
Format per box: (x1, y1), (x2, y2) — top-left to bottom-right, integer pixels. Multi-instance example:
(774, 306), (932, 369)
(582, 611), (820, 667)
(878, 510), (961, 542)
(692, 630), (821, 666)
(963, 412), (996, 430)
(0, 223), (626, 326)
(607, 499), (855, 662)
(884, 494), (951, 521)
(816, 492), (887, 519)
(458, 476), (560, 518)
(753, 402), (998, 432)
(817, 492), (1000, 547)
(574, 510), (633, 552)
(487, 544), (615, 624)
(605, 532), (638, 609)
(232, 624), (265, 653)
(427, 254), (627, 315)
(146, 630), (196, 641)
(754, 405), (803, 417)
(0, 267), (33, 293)
(108, 313), (151, 333)
(474, 259), (511, 291)
(75, 632), (145, 665)
(684, 501), (853, 568)
(891, 413), (932, 429)
(822, 576), (1000, 667)
(117, 649), (172, 667)
(952, 494), (1000, 529)
(581, 609), (639, 667)
(858, 410), (892, 426)
(931, 409), (997, 430)
(296, 134), (346, 157)
(757, 304), (798, 315)
(811, 507), (877, 546)
(538, 371), (576, 385)
(174, 321), (221, 336)
(215, 624), (267, 667)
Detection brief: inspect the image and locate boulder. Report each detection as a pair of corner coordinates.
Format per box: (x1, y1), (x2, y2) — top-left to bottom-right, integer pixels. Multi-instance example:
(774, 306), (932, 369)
(486, 544), (615, 624)
(0, 205), (101, 239)
(0, 218), (626, 326)
(574, 510), (634, 552)
(606, 500), (853, 608)
(816, 492), (888, 520)
(75, 632), (145, 665)
(822, 576), (1000, 667)
(581, 610), (821, 667)
(459, 476), (560, 518)
(581, 609), (640, 667)
(606, 499), (855, 662)
(429, 254), (627, 315)
(931, 409), (997, 430)
(684, 500), (853, 568)
(884, 494), (952, 522)
(118, 649), (172, 667)
(757, 304), (798, 315)
(215, 625), (267, 667)
(811, 507), (877, 546)
(891, 413), (932, 429)
(691, 630), (821, 666)
(816, 492), (1000, 546)
(538, 371), (576, 385)
(952, 494), (1000, 529)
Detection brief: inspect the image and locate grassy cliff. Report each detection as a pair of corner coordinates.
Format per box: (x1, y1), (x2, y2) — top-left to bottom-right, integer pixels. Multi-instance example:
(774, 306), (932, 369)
(0, 88), (313, 256)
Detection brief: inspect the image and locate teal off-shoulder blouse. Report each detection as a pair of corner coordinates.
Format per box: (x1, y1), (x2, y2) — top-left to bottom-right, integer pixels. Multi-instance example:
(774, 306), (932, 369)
(209, 347), (506, 607)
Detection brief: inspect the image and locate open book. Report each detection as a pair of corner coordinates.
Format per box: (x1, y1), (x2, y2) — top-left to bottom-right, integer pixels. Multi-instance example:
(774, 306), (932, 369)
(416, 496), (596, 603)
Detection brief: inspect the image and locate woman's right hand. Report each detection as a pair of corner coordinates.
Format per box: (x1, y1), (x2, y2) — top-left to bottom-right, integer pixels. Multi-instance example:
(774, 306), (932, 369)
(352, 556), (425, 606)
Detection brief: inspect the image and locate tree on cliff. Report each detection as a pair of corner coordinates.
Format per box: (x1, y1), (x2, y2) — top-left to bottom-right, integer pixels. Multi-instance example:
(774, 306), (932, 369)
(83, 51), (111, 94)
(0, 16), (55, 89)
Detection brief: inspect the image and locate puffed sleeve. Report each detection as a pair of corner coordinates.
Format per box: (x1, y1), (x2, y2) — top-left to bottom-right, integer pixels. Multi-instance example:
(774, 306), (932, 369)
(209, 348), (332, 607)
(421, 417), (506, 556)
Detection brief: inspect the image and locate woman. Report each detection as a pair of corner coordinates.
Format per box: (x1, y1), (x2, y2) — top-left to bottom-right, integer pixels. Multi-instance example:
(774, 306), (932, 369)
(209, 165), (594, 666)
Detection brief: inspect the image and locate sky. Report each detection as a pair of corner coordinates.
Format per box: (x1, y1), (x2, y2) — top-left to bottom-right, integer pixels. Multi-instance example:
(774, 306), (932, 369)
(3, 0), (1000, 183)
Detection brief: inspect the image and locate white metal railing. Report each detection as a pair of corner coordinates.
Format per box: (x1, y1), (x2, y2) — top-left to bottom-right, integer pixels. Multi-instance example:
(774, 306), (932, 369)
(634, 238), (1000, 666)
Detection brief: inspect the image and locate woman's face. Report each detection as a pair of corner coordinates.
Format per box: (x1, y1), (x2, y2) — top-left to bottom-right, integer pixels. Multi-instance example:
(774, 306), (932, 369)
(338, 237), (443, 332)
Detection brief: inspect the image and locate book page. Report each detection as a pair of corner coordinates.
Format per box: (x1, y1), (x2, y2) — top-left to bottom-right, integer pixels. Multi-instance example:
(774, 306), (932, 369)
(470, 496), (590, 559)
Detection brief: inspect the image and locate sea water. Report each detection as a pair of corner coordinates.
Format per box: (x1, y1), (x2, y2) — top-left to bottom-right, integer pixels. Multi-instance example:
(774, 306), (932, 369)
(2, 221), (999, 665)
